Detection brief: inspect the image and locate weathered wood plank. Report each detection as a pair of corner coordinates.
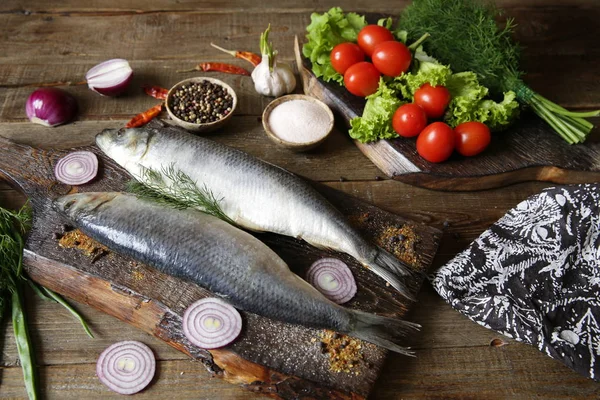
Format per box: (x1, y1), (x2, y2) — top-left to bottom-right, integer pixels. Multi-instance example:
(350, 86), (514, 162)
(0, 119), (383, 182)
(0, 358), (266, 400)
(0, 135), (441, 398)
(1, 0), (597, 14)
(373, 337), (600, 399)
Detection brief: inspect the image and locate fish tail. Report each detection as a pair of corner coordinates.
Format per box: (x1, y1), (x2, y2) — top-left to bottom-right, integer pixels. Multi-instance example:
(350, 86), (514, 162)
(365, 263), (416, 302)
(347, 309), (420, 356)
(371, 246), (414, 277)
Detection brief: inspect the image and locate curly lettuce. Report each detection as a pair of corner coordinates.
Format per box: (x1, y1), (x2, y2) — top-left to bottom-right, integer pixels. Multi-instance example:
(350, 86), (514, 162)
(349, 79), (403, 143)
(303, 7), (367, 84)
(445, 72), (519, 130)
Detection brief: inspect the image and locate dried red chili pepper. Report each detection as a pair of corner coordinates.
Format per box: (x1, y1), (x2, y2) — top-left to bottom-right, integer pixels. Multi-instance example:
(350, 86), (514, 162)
(143, 85), (168, 100)
(177, 62), (251, 76)
(126, 103), (163, 128)
(210, 43), (261, 67)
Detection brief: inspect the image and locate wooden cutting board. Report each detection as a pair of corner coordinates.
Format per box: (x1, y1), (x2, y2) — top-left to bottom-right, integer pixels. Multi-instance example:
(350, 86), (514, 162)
(294, 38), (600, 191)
(0, 133), (441, 399)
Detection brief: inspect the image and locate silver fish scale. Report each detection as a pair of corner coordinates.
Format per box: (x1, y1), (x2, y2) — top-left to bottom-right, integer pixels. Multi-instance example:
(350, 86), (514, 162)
(62, 193), (352, 332)
(143, 126), (371, 258)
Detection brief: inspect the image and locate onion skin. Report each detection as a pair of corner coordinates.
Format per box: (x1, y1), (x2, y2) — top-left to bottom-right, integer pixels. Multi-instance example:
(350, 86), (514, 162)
(25, 87), (77, 127)
(86, 59), (133, 97)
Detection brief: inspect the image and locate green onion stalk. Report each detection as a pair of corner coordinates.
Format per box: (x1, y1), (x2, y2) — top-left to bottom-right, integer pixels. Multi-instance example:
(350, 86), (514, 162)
(0, 204), (93, 400)
(399, 0), (599, 144)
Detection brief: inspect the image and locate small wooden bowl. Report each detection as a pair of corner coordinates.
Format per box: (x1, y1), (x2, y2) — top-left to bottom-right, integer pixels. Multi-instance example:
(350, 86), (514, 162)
(262, 94), (334, 152)
(165, 77), (237, 133)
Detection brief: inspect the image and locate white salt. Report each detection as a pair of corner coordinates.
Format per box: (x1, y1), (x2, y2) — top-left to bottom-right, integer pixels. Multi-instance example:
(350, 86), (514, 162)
(268, 99), (331, 144)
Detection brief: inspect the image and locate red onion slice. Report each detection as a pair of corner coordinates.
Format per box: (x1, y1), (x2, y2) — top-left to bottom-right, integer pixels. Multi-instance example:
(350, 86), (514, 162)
(96, 341), (156, 395)
(307, 258), (357, 304)
(183, 298), (242, 349)
(86, 59), (133, 96)
(54, 151), (98, 185)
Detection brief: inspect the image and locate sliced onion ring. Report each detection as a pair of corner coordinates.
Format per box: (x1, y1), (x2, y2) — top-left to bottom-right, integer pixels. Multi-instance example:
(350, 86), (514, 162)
(96, 340), (156, 395)
(183, 298), (242, 349)
(307, 258), (357, 304)
(54, 151), (98, 185)
(86, 59), (133, 96)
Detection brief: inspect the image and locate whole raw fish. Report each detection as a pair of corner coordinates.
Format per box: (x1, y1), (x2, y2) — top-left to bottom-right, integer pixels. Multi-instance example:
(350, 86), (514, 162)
(96, 122), (414, 299)
(54, 192), (417, 354)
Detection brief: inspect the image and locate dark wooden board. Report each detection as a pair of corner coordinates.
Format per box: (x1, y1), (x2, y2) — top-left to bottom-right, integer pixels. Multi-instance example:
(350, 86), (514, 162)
(0, 133), (441, 399)
(294, 36), (600, 191)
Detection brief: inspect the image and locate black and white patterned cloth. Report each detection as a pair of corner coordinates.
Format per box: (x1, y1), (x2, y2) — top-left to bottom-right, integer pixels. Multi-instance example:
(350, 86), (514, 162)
(432, 184), (600, 381)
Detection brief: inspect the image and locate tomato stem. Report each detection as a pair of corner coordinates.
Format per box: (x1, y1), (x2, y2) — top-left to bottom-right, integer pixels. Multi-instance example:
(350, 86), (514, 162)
(408, 33), (430, 51)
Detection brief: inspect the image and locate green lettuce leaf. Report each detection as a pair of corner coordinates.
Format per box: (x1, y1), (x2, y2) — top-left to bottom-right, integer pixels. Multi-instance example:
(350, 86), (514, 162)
(390, 47), (452, 101)
(349, 79), (403, 143)
(303, 7), (367, 84)
(445, 72), (519, 130)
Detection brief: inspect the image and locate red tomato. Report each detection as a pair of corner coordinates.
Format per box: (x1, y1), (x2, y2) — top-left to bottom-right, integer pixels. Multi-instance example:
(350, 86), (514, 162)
(357, 25), (395, 57)
(413, 83), (451, 119)
(416, 122), (455, 163)
(371, 41), (412, 77)
(344, 62), (380, 97)
(454, 121), (492, 156)
(330, 42), (365, 75)
(392, 103), (428, 137)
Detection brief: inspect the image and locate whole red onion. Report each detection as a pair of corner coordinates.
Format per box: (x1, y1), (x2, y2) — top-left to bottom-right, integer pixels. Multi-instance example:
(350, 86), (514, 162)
(25, 87), (77, 127)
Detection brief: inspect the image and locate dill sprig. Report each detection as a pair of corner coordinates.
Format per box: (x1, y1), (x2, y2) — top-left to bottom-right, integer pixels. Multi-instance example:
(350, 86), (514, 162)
(1, 203), (94, 400)
(400, 0), (522, 95)
(127, 164), (235, 226)
(399, 0), (599, 144)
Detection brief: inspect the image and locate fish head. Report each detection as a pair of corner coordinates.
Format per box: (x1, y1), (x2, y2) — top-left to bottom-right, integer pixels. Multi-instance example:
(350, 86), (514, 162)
(53, 192), (119, 220)
(95, 127), (151, 168)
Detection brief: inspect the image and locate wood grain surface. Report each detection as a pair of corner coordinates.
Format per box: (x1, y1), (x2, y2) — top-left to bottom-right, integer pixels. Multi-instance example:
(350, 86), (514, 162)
(1, 0), (600, 399)
(0, 131), (440, 398)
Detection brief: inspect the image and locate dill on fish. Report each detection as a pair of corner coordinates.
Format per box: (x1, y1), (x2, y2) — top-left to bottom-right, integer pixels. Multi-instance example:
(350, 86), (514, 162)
(0, 203), (93, 400)
(399, 0), (599, 144)
(127, 164), (236, 226)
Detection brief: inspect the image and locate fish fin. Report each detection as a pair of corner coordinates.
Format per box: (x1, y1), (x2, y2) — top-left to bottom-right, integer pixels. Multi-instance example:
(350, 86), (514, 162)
(347, 309), (420, 356)
(372, 246), (415, 277)
(364, 262), (416, 302)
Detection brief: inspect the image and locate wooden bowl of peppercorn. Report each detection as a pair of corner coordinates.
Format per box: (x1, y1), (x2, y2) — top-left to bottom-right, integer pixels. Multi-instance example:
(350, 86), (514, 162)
(165, 77), (237, 133)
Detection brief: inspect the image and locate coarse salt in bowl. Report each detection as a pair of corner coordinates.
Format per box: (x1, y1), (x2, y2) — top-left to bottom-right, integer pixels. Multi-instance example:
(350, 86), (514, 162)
(262, 95), (334, 151)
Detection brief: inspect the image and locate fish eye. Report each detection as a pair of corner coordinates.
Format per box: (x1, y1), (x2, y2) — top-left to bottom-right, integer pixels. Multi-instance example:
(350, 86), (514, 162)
(116, 128), (126, 138)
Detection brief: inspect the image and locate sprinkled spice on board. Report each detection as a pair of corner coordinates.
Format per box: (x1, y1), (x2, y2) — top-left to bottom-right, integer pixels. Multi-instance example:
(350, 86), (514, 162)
(268, 99), (332, 144)
(168, 81), (233, 124)
(58, 228), (108, 259)
(319, 330), (364, 374)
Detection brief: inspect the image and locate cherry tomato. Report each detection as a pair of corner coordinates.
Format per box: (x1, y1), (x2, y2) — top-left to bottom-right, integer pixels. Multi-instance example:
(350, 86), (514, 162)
(344, 62), (380, 97)
(416, 122), (455, 163)
(357, 25), (395, 57)
(392, 103), (428, 137)
(330, 42), (365, 75)
(371, 41), (412, 77)
(413, 83), (451, 119)
(454, 121), (492, 156)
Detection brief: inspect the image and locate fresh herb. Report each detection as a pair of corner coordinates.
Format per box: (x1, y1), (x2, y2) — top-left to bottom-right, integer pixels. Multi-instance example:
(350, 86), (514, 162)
(302, 7), (367, 84)
(399, 0), (599, 144)
(0, 204), (93, 400)
(127, 165), (235, 226)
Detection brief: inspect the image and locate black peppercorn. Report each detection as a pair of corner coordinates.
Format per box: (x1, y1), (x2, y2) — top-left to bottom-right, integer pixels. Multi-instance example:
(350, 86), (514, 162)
(169, 81), (233, 124)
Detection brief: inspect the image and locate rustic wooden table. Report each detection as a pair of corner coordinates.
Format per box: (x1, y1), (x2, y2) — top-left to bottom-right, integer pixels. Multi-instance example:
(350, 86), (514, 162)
(1, 0), (599, 398)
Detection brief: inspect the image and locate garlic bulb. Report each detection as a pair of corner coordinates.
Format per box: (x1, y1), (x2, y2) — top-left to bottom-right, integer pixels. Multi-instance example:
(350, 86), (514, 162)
(251, 25), (296, 97)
